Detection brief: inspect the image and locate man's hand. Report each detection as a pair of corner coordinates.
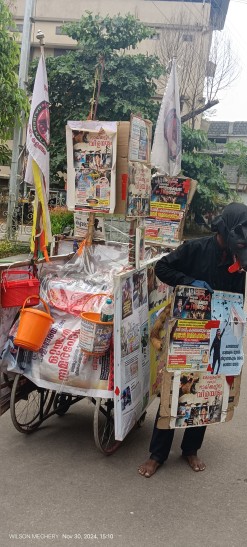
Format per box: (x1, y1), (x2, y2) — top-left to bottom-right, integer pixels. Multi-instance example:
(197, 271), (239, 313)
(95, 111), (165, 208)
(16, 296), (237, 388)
(191, 280), (214, 293)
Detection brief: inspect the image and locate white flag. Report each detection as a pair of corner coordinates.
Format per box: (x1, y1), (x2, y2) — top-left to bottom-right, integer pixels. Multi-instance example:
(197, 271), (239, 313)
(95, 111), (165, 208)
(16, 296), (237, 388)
(25, 50), (50, 194)
(151, 59), (181, 176)
(25, 50), (52, 249)
(230, 305), (245, 341)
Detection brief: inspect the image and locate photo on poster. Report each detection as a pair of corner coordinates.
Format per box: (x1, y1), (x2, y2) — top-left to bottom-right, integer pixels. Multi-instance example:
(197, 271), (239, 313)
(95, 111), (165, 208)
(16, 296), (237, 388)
(151, 175), (190, 209)
(209, 290), (245, 375)
(172, 286), (211, 320)
(121, 386), (132, 411)
(172, 373), (226, 428)
(121, 320), (140, 357)
(133, 269), (148, 310)
(122, 276), (133, 319)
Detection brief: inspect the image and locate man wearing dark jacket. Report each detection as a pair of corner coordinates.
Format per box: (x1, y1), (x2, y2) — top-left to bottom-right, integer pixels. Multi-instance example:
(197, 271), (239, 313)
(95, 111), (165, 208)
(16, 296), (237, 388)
(139, 202), (247, 476)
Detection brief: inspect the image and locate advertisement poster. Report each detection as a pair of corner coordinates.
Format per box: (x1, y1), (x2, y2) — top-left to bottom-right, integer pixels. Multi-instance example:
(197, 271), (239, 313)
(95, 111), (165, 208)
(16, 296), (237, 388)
(128, 115), (151, 163)
(145, 217), (183, 248)
(165, 287), (245, 375)
(169, 372), (229, 428)
(74, 211), (105, 241)
(126, 162), (151, 217)
(150, 175), (191, 217)
(3, 310), (114, 398)
(209, 290), (245, 375)
(66, 121), (117, 213)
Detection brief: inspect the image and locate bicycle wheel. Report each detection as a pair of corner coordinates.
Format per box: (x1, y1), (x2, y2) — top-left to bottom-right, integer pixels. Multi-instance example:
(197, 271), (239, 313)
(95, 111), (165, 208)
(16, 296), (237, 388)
(10, 374), (55, 433)
(93, 398), (121, 455)
(53, 393), (73, 416)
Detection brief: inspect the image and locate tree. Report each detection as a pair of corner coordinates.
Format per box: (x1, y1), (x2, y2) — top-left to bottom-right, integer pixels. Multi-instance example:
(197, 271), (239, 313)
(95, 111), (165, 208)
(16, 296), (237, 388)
(158, 18), (239, 128)
(181, 125), (234, 218)
(0, 0), (29, 165)
(29, 13), (163, 186)
(224, 141), (247, 192)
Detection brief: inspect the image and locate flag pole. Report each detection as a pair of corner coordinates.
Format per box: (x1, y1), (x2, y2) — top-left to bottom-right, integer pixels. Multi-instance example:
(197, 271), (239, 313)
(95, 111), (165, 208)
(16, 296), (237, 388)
(33, 30), (49, 261)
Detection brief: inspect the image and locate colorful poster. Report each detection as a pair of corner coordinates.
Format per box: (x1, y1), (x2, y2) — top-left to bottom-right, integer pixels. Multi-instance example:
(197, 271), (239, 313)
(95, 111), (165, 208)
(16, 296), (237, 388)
(66, 121), (117, 213)
(126, 162), (151, 217)
(150, 175), (190, 216)
(164, 287), (245, 375)
(145, 217), (183, 248)
(209, 290), (245, 376)
(169, 372), (229, 428)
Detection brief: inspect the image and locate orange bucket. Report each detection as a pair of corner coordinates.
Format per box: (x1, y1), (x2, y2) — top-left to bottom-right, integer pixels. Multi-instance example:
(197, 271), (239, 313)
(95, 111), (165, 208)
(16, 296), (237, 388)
(14, 296), (54, 352)
(80, 294), (113, 356)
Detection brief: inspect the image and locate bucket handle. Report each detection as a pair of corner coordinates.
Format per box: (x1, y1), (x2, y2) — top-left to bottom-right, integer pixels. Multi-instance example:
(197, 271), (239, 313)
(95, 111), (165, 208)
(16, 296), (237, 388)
(22, 295), (51, 316)
(82, 292), (113, 313)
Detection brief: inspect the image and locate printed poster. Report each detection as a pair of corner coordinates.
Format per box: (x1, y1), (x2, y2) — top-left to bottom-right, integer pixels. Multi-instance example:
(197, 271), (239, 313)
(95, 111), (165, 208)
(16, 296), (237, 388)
(114, 268), (149, 441)
(150, 175), (191, 217)
(165, 287), (245, 375)
(145, 217), (183, 248)
(74, 211), (105, 241)
(66, 121), (117, 213)
(169, 372), (229, 428)
(126, 162), (151, 217)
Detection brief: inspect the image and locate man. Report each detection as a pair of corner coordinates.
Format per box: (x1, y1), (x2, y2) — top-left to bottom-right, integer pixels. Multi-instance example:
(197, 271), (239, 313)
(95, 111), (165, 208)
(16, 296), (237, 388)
(210, 327), (226, 374)
(139, 202), (247, 477)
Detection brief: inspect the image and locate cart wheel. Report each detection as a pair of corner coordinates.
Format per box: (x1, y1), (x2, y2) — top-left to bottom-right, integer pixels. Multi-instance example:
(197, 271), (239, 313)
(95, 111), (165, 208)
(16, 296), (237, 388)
(53, 393), (72, 416)
(93, 398), (121, 455)
(137, 411), (147, 428)
(10, 374), (55, 434)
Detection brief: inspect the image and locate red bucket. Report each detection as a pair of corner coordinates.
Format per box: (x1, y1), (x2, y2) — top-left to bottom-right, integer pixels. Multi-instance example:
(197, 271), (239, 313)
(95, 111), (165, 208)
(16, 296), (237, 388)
(1, 269), (40, 308)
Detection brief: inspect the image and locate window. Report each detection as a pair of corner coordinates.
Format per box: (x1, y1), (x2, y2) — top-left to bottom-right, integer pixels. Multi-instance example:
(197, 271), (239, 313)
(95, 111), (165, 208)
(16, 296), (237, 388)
(55, 26), (63, 35)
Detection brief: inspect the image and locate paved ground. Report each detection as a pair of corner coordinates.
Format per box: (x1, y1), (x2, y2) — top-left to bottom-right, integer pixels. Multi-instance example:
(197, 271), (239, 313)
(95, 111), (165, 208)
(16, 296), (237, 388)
(1, 342), (247, 547)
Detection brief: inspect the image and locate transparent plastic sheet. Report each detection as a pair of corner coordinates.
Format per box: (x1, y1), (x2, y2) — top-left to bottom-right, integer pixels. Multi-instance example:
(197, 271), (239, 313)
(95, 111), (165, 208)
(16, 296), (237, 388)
(40, 243), (130, 316)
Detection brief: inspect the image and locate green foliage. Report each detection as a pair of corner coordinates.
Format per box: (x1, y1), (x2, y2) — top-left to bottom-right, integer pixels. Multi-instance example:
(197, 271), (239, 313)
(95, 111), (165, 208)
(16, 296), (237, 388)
(28, 13), (163, 185)
(0, 240), (29, 259)
(181, 126), (234, 215)
(0, 0), (29, 164)
(50, 207), (74, 235)
(224, 141), (247, 188)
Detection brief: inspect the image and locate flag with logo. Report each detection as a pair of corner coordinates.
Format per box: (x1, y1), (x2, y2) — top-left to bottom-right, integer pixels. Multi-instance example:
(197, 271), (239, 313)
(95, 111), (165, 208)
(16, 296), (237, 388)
(151, 58), (181, 176)
(25, 49), (52, 255)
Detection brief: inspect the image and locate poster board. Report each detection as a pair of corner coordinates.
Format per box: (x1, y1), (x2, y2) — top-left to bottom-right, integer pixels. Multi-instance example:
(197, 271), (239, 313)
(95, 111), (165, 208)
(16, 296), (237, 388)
(145, 177), (197, 248)
(114, 118), (152, 215)
(166, 286), (245, 376)
(113, 261), (171, 441)
(66, 121), (117, 213)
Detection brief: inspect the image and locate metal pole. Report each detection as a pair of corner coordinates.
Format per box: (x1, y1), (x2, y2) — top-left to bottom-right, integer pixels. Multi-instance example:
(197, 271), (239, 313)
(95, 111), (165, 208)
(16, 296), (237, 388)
(6, 0), (35, 240)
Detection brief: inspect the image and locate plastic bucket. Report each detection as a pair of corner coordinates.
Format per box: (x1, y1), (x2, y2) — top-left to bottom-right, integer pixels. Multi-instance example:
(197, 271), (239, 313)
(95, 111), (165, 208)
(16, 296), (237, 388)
(79, 294), (113, 356)
(14, 296), (54, 352)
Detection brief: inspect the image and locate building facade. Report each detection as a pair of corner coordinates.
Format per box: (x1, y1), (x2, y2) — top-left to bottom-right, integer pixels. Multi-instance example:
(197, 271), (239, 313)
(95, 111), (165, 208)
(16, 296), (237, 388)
(0, 0), (229, 184)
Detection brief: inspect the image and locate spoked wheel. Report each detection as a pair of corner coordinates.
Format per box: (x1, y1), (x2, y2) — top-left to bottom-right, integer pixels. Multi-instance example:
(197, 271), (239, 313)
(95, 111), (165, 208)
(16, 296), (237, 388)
(53, 393), (73, 416)
(93, 398), (121, 455)
(10, 374), (55, 434)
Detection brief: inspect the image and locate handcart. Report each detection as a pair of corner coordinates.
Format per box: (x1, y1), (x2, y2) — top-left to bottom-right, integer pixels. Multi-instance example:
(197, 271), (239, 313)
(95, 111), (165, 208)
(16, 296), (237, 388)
(1, 250), (148, 455)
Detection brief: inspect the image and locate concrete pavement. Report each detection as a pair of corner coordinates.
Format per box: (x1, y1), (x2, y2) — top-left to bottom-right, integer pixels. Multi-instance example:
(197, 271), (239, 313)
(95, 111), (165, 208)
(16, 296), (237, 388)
(1, 350), (247, 547)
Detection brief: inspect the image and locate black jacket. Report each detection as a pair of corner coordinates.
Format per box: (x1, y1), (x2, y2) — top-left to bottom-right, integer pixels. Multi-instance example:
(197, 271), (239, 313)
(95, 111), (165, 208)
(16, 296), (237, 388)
(155, 235), (245, 295)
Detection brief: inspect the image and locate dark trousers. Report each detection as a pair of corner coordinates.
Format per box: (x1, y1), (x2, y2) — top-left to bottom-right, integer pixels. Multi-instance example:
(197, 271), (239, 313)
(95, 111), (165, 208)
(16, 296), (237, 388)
(149, 407), (206, 464)
(212, 353), (220, 374)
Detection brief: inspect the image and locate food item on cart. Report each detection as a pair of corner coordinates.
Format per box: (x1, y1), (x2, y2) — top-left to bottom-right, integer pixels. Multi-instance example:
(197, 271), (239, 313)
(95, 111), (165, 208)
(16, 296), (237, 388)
(100, 298), (114, 322)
